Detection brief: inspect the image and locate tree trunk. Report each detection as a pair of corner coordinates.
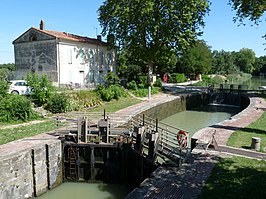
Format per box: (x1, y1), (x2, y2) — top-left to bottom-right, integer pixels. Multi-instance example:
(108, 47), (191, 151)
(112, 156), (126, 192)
(147, 61), (153, 85)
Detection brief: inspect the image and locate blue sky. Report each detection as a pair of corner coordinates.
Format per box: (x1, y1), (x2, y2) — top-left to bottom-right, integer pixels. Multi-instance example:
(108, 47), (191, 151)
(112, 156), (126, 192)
(0, 0), (265, 64)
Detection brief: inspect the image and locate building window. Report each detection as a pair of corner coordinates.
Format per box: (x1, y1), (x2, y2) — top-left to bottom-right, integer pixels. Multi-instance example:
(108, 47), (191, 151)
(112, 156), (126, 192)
(89, 50), (94, 66)
(29, 34), (37, 41)
(89, 70), (95, 83)
(79, 49), (85, 64)
(68, 49), (72, 64)
(99, 51), (104, 66)
(107, 52), (112, 65)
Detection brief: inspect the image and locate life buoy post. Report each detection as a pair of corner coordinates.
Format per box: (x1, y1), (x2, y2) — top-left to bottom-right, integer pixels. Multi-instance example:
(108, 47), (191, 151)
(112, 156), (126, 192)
(177, 130), (188, 148)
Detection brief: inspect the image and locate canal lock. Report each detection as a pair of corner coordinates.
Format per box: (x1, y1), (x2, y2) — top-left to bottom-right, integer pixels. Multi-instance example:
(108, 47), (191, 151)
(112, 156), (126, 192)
(60, 116), (159, 189)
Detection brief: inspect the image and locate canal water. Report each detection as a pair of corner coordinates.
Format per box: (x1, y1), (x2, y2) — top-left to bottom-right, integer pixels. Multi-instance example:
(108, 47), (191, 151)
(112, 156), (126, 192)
(36, 182), (130, 199)
(160, 104), (240, 138)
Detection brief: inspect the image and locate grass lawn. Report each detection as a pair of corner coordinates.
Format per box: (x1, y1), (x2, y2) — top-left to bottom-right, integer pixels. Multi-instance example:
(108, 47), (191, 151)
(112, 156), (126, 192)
(0, 96), (142, 145)
(0, 120), (66, 145)
(87, 97), (142, 113)
(199, 156), (266, 199)
(227, 96), (266, 151)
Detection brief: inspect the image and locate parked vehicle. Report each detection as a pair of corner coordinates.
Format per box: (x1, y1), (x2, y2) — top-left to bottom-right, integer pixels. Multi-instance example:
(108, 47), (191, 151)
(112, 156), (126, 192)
(8, 80), (31, 95)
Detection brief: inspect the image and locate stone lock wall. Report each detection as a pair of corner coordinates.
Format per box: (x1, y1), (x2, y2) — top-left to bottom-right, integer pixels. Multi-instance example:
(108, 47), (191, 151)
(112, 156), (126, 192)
(0, 134), (62, 199)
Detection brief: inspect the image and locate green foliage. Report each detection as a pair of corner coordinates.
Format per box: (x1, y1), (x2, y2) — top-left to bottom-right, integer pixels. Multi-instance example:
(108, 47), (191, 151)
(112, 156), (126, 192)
(126, 65), (143, 82)
(230, 0), (266, 24)
(0, 63), (15, 71)
(26, 73), (53, 107)
(139, 75), (148, 87)
(179, 40), (212, 75)
(98, 87), (114, 101)
(127, 81), (138, 90)
(97, 84), (127, 102)
(212, 50), (238, 75)
(153, 78), (162, 87)
(0, 80), (9, 98)
(104, 71), (120, 86)
(69, 90), (102, 110)
(109, 85), (128, 99)
(234, 48), (256, 74)
(173, 73), (187, 83)
(99, 0), (209, 79)
(0, 95), (38, 122)
(131, 87), (159, 97)
(46, 93), (72, 114)
(202, 75), (212, 84)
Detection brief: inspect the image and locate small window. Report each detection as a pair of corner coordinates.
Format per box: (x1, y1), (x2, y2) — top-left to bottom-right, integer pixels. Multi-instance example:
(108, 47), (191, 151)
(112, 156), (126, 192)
(90, 50), (94, 66)
(29, 34), (37, 41)
(79, 49), (85, 64)
(68, 49), (72, 64)
(99, 51), (104, 65)
(107, 53), (112, 65)
(89, 70), (95, 83)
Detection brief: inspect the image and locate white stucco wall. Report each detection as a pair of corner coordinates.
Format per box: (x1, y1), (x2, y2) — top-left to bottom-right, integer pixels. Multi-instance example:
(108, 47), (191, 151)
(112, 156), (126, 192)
(57, 41), (116, 88)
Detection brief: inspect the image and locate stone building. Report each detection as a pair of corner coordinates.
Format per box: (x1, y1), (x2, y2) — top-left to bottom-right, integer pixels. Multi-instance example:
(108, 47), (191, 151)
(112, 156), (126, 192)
(13, 20), (116, 88)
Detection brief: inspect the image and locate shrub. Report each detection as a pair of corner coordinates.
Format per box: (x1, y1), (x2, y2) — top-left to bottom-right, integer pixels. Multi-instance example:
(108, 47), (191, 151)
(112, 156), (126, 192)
(131, 87), (159, 97)
(139, 75), (149, 87)
(138, 83), (145, 89)
(70, 90), (102, 109)
(46, 93), (71, 113)
(0, 95), (38, 122)
(109, 85), (128, 99)
(127, 80), (138, 90)
(153, 78), (162, 87)
(202, 75), (212, 84)
(0, 80), (9, 97)
(99, 87), (115, 101)
(26, 73), (54, 107)
(104, 72), (120, 86)
(173, 73), (187, 83)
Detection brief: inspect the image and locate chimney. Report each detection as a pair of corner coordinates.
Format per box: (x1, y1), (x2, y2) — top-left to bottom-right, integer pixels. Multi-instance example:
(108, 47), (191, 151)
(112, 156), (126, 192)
(97, 35), (102, 41)
(40, 20), (45, 30)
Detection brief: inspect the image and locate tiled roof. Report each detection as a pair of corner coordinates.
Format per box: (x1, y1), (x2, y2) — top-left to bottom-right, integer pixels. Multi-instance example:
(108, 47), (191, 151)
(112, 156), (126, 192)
(33, 27), (108, 45)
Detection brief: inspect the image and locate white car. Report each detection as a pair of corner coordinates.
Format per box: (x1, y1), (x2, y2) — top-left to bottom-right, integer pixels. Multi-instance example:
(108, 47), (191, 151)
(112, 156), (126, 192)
(8, 80), (31, 95)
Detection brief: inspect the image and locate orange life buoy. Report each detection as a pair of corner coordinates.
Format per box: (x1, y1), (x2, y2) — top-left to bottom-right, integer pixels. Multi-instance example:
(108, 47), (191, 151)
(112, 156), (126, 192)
(177, 130), (187, 148)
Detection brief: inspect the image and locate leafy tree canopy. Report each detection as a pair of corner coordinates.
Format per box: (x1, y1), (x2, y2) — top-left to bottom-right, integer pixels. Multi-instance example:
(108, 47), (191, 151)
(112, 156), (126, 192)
(229, 0), (266, 24)
(233, 48), (256, 73)
(179, 40), (212, 75)
(98, 0), (210, 75)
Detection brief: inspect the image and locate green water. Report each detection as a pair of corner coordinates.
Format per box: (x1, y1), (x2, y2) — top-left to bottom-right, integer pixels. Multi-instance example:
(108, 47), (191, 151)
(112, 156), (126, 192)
(36, 182), (130, 199)
(161, 105), (240, 137)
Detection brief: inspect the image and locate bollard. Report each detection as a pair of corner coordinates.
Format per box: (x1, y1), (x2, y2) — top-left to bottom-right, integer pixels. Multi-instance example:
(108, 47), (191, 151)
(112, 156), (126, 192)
(251, 137), (261, 151)
(148, 86), (151, 100)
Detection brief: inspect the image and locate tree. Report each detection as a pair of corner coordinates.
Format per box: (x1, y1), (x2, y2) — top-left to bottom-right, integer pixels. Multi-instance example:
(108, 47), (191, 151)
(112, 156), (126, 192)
(179, 40), (212, 75)
(253, 56), (266, 75)
(233, 48), (256, 74)
(229, 0), (266, 24)
(98, 0), (210, 83)
(212, 50), (238, 74)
